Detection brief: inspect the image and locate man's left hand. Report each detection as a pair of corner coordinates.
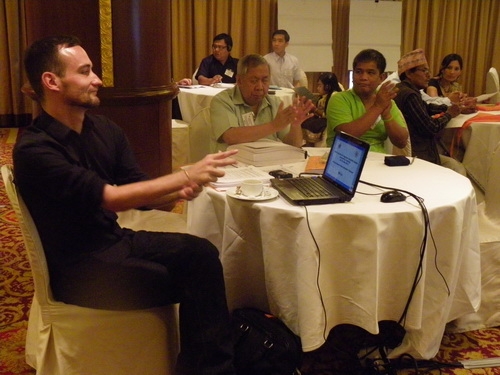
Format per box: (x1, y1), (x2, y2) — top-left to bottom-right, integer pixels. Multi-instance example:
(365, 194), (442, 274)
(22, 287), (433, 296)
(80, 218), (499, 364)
(291, 96), (316, 126)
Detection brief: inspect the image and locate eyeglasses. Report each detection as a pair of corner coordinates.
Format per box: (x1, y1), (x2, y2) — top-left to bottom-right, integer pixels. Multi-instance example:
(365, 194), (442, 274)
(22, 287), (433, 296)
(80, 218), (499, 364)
(212, 45), (227, 50)
(415, 68), (430, 74)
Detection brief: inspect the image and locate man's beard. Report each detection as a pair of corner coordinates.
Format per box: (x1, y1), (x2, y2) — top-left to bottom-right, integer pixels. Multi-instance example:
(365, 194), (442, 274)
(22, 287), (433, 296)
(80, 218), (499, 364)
(68, 95), (100, 109)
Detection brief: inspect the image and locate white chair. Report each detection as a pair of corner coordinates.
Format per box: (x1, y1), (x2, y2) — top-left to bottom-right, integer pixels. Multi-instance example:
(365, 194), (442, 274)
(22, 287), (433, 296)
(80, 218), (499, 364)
(171, 119), (190, 171)
(384, 135), (412, 157)
(485, 67), (500, 104)
(447, 143), (500, 332)
(189, 106), (214, 163)
(1, 165), (180, 375)
(192, 67), (199, 85)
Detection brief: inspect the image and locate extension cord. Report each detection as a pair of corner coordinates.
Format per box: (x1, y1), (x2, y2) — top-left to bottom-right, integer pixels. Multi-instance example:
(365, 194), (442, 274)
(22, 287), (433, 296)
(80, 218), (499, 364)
(460, 357), (500, 369)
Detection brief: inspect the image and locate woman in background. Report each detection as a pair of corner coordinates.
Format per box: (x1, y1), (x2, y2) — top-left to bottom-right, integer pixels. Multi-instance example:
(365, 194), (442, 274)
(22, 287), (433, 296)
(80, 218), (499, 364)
(301, 72), (342, 146)
(427, 54), (464, 100)
(314, 72), (342, 117)
(426, 53), (476, 113)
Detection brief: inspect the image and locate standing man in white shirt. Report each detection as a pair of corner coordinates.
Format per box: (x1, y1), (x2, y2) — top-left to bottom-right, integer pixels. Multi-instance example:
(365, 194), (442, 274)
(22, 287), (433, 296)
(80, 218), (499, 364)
(264, 29), (303, 88)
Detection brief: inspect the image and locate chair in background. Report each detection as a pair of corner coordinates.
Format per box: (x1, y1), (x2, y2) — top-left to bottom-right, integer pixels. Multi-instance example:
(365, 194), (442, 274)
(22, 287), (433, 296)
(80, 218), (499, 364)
(384, 135), (412, 157)
(486, 67), (500, 104)
(1, 164), (180, 375)
(298, 69), (308, 88)
(192, 67), (199, 85)
(189, 106), (214, 163)
(171, 119), (190, 171)
(448, 142), (500, 332)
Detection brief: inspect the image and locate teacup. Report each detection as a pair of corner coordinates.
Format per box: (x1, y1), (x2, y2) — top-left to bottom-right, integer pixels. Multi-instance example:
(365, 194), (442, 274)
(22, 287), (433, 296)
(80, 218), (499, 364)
(240, 179), (264, 197)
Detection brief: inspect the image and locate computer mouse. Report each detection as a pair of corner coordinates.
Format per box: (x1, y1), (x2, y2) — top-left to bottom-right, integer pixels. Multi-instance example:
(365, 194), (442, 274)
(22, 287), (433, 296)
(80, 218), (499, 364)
(380, 190), (406, 203)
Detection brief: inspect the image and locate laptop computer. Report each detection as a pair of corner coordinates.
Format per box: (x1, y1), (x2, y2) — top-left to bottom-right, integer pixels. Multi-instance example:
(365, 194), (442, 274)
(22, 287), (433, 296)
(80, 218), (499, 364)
(271, 131), (370, 205)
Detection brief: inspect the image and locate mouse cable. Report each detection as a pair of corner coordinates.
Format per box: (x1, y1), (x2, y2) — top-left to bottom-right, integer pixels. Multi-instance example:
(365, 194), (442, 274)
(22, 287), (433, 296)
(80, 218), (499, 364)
(359, 178), (450, 299)
(360, 179), (427, 326)
(359, 179), (450, 326)
(302, 205), (329, 341)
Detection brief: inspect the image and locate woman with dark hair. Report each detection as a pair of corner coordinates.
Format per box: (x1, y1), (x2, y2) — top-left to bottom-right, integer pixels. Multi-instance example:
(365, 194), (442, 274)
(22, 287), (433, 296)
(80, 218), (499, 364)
(426, 53), (476, 112)
(301, 72), (342, 146)
(426, 53), (464, 100)
(314, 72), (342, 117)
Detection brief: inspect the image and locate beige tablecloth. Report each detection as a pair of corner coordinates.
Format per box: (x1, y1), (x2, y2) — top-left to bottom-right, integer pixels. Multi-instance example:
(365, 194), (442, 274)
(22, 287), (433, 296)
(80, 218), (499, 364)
(447, 111), (500, 191)
(187, 151), (480, 359)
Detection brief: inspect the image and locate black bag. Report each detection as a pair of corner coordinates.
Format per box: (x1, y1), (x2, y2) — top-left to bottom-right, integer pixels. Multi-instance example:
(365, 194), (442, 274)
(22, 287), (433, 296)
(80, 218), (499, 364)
(232, 308), (302, 375)
(301, 116), (327, 145)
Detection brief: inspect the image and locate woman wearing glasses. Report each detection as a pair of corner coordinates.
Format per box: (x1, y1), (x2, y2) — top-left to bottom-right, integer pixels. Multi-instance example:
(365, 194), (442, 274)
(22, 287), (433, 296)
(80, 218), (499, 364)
(196, 33), (239, 86)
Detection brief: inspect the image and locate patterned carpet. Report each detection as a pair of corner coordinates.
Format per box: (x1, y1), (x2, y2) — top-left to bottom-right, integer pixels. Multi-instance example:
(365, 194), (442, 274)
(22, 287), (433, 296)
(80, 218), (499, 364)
(0, 127), (499, 374)
(0, 128), (36, 375)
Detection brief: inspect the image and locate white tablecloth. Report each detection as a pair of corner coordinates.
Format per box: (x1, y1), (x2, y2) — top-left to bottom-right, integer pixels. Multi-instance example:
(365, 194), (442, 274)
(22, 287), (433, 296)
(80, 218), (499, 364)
(178, 85), (295, 123)
(187, 151), (481, 359)
(446, 110), (500, 191)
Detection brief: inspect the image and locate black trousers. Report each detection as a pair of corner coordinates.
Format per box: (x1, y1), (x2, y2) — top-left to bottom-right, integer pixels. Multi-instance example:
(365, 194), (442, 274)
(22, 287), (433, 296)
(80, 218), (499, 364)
(53, 230), (236, 375)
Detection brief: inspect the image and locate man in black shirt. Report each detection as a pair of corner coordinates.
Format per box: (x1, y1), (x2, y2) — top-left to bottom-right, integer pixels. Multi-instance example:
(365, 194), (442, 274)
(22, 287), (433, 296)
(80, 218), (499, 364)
(196, 33), (238, 85)
(14, 35), (238, 375)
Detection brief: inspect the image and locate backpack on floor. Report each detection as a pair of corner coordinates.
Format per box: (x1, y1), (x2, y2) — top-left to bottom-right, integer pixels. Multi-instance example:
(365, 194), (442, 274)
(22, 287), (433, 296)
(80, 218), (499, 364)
(232, 308), (302, 375)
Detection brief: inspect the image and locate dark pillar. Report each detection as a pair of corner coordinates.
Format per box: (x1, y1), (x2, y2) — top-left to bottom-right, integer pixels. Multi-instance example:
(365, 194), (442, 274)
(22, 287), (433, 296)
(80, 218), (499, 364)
(24, 0), (175, 177)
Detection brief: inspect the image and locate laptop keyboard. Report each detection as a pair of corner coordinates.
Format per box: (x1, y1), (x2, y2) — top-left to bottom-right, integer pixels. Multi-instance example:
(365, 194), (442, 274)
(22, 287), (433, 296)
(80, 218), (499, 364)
(288, 178), (332, 197)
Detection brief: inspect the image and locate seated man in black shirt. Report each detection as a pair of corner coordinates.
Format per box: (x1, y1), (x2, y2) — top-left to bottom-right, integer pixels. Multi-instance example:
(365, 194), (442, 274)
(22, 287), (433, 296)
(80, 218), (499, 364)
(196, 33), (238, 85)
(14, 35), (238, 375)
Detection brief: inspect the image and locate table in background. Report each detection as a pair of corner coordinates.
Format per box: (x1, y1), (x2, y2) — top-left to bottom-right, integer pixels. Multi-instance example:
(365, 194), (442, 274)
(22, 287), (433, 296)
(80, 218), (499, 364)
(446, 110), (500, 192)
(177, 84), (296, 123)
(187, 150), (480, 359)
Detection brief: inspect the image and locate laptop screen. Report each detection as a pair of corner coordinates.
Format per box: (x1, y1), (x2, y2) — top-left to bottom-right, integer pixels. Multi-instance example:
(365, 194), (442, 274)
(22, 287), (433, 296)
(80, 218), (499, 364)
(323, 132), (369, 194)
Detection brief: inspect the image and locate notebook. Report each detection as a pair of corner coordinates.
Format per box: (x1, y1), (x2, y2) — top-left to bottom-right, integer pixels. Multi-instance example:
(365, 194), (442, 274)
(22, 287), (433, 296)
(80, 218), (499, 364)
(271, 131), (370, 205)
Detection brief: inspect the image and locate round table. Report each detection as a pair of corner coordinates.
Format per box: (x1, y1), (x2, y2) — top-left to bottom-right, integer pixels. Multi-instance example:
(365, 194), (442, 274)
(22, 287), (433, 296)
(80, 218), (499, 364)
(187, 150), (480, 359)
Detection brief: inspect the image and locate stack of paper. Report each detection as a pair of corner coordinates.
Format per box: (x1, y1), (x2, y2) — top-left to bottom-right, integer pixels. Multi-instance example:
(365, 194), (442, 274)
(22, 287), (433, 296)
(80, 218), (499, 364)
(227, 141), (307, 166)
(476, 92), (498, 103)
(210, 166), (272, 191)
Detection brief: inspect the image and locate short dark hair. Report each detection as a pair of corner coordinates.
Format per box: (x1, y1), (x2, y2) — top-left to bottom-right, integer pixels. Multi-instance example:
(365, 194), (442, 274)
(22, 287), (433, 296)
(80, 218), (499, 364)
(24, 35), (81, 100)
(213, 33), (233, 52)
(352, 49), (387, 74)
(272, 29), (290, 43)
(237, 54), (269, 76)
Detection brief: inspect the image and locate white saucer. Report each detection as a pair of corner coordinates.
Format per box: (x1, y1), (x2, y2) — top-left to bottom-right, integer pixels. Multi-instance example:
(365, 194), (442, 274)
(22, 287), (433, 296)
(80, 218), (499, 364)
(226, 187), (279, 201)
